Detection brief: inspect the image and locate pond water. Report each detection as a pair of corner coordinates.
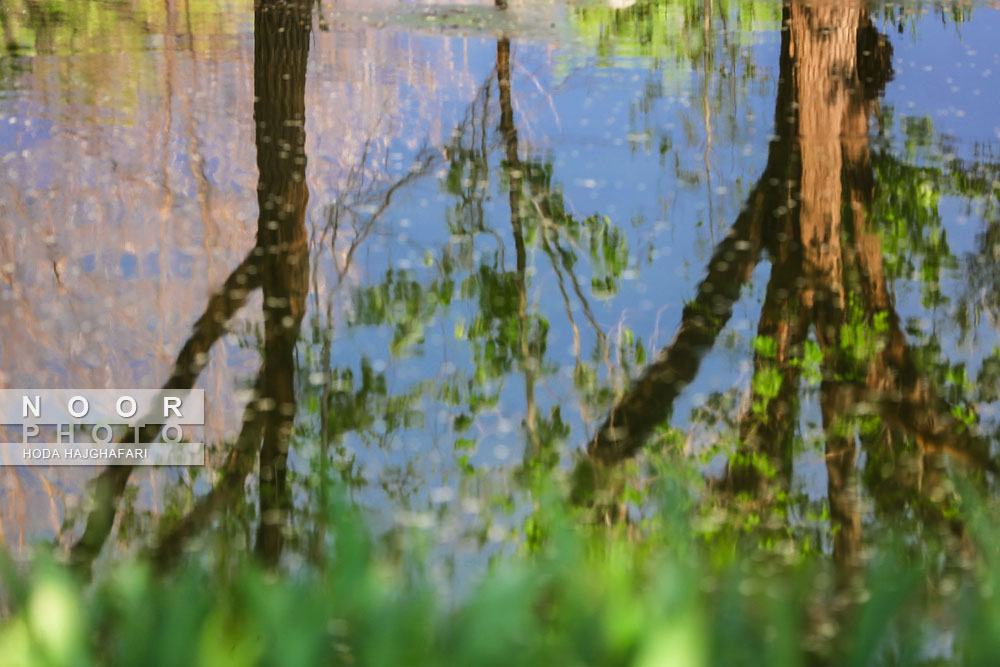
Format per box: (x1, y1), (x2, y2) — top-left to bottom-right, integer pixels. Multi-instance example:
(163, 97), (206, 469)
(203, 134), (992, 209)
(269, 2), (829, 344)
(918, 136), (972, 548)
(0, 0), (999, 592)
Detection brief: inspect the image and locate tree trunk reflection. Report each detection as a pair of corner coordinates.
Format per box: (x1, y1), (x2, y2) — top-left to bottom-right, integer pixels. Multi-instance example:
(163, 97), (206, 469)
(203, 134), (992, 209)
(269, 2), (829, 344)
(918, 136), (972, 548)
(251, 0), (311, 568)
(71, 0), (312, 574)
(152, 0), (313, 570)
(584, 0), (989, 571)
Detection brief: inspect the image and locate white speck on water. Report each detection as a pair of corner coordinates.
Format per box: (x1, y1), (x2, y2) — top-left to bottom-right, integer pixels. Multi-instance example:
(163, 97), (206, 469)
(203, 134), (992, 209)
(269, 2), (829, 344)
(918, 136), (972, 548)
(430, 487), (455, 504)
(397, 512), (434, 529)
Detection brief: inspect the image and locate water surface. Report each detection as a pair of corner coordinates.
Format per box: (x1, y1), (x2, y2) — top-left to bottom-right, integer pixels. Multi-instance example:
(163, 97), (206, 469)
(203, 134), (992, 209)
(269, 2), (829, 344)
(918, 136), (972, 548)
(0, 0), (999, 595)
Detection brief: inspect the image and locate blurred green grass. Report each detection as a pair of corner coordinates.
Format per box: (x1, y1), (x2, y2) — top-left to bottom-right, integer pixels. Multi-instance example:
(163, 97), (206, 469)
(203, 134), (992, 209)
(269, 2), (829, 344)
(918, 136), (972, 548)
(2, 471), (999, 667)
